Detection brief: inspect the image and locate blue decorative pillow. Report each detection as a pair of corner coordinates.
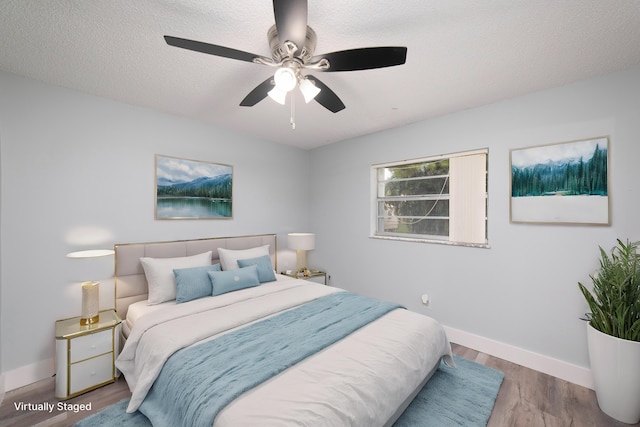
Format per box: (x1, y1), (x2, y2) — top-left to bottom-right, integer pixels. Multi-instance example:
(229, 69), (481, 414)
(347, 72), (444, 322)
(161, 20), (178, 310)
(209, 265), (260, 296)
(237, 255), (276, 283)
(173, 264), (221, 303)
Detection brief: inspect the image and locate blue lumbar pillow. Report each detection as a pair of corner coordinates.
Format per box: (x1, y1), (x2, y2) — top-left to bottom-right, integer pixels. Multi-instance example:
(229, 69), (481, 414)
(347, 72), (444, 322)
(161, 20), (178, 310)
(237, 255), (276, 283)
(209, 264), (261, 296)
(173, 264), (221, 303)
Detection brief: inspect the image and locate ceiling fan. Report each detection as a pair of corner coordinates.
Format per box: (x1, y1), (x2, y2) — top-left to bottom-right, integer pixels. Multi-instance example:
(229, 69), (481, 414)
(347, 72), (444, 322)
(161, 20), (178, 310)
(164, 0), (407, 114)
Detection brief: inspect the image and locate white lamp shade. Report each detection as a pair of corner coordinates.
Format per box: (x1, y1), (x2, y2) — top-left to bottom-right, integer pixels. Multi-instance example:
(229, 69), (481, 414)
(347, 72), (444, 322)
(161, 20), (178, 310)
(299, 78), (321, 103)
(274, 67), (297, 92)
(268, 87), (288, 105)
(66, 249), (115, 258)
(288, 233), (315, 250)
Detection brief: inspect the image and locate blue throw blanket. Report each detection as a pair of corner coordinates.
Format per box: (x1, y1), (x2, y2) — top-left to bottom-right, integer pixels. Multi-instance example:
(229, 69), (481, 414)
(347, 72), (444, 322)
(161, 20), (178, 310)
(138, 291), (402, 427)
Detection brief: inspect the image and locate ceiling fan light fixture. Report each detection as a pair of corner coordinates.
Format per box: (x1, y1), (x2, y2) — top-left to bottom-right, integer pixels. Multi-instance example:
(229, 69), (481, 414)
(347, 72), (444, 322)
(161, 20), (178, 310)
(273, 67), (297, 92)
(268, 86), (288, 105)
(299, 78), (321, 103)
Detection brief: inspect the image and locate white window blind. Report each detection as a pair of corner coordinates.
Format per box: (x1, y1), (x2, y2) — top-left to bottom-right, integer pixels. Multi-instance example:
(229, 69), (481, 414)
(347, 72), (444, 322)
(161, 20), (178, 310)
(449, 152), (487, 244)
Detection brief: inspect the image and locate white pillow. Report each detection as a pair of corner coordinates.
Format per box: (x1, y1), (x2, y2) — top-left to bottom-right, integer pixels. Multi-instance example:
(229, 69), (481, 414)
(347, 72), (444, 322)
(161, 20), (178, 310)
(140, 251), (212, 305)
(217, 245), (270, 270)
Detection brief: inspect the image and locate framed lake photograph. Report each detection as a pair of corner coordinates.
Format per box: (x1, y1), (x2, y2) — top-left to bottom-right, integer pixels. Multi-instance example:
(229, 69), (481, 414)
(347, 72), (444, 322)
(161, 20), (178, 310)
(155, 155), (233, 219)
(510, 137), (609, 225)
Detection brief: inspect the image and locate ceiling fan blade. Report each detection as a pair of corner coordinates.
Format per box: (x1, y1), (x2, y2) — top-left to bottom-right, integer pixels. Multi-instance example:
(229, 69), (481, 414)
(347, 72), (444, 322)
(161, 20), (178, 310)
(272, 0), (308, 53)
(239, 77), (274, 107)
(306, 75), (345, 113)
(164, 36), (260, 63)
(314, 47), (407, 72)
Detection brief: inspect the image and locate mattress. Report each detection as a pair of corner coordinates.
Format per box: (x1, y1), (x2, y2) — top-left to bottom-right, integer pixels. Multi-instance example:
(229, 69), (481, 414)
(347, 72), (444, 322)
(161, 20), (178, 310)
(116, 275), (453, 426)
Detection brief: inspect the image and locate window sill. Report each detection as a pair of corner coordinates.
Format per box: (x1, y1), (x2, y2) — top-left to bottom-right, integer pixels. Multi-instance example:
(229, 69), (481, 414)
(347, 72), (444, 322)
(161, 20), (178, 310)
(370, 234), (490, 249)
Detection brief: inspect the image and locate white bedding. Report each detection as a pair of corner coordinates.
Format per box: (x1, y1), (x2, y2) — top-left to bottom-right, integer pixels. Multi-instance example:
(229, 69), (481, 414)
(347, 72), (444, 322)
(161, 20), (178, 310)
(125, 299), (174, 329)
(116, 276), (453, 426)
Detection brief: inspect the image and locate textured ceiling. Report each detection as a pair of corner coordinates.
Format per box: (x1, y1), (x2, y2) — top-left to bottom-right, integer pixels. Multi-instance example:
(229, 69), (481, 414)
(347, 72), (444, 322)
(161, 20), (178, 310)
(2, 0), (640, 149)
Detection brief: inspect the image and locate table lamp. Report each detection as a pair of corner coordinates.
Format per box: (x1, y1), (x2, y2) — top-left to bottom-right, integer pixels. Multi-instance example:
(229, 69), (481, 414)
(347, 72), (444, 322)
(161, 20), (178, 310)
(288, 233), (315, 277)
(66, 249), (114, 325)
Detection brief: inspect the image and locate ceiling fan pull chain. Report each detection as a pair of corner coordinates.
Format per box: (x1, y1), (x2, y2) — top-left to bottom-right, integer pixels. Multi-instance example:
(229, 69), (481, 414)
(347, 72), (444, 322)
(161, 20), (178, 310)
(290, 93), (296, 130)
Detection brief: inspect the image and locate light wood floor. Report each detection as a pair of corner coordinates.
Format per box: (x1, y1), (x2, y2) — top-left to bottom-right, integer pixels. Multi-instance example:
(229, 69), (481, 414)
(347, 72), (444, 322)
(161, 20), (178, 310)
(1, 343), (636, 427)
(452, 344), (638, 427)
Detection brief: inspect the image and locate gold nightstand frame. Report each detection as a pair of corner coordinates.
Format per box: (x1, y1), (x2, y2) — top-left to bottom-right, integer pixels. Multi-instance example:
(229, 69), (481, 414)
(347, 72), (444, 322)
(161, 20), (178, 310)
(55, 309), (121, 400)
(282, 270), (327, 285)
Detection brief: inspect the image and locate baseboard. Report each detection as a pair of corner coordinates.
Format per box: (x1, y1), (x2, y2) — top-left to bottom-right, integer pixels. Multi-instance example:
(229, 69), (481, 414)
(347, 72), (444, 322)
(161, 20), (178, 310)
(444, 325), (594, 390)
(3, 358), (54, 392)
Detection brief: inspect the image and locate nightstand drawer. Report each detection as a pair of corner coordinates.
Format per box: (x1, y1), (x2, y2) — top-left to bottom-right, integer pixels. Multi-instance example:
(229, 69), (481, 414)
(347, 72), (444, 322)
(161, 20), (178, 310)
(70, 352), (113, 394)
(70, 329), (112, 362)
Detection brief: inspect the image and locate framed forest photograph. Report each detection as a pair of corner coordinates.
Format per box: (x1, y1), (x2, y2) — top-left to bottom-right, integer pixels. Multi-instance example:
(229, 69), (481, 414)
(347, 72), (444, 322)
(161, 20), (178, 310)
(155, 155), (233, 219)
(510, 137), (609, 225)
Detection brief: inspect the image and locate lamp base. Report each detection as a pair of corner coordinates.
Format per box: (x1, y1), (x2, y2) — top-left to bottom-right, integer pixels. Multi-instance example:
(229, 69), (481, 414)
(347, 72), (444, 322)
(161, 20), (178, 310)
(295, 249), (309, 274)
(80, 315), (99, 325)
(293, 267), (311, 278)
(80, 281), (100, 326)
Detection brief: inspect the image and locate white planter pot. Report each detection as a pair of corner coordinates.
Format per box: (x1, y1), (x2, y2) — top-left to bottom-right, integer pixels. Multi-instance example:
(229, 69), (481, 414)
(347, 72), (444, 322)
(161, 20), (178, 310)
(587, 323), (640, 424)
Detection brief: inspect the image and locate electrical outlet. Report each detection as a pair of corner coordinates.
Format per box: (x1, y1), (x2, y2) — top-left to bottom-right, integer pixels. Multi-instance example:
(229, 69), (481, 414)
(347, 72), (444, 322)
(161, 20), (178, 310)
(421, 294), (430, 307)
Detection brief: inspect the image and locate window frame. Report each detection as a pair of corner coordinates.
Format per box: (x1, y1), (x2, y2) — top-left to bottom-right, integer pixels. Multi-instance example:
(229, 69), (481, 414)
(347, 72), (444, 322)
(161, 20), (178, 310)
(370, 148), (489, 248)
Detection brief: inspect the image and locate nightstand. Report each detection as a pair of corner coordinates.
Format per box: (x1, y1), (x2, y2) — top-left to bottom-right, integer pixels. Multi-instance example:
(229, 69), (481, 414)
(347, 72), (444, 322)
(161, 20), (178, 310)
(55, 309), (121, 400)
(282, 270), (327, 285)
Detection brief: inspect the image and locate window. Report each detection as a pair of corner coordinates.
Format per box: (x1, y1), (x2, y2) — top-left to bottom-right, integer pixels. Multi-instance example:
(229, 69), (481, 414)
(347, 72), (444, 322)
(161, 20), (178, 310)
(371, 149), (488, 247)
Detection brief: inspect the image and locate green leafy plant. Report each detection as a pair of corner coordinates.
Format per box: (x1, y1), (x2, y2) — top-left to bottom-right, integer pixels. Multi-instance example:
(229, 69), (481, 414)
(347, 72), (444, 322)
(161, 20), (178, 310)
(578, 239), (640, 342)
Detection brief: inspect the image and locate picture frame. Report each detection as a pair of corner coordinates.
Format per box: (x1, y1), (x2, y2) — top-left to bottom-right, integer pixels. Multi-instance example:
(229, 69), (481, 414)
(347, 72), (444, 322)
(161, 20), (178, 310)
(155, 155), (233, 220)
(510, 137), (609, 225)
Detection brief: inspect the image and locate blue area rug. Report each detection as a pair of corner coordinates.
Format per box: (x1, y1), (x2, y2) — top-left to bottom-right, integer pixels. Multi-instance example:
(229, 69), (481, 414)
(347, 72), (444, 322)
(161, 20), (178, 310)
(393, 355), (504, 426)
(75, 355), (503, 427)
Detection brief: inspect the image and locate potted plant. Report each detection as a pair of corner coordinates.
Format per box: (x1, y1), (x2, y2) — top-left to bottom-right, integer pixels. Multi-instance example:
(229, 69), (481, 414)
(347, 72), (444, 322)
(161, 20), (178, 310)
(578, 239), (640, 424)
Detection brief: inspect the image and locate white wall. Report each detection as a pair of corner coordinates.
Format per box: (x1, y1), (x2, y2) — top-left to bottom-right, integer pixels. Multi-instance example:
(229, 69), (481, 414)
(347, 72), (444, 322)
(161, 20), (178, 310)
(3, 64), (640, 393)
(0, 71), (311, 390)
(309, 65), (640, 386)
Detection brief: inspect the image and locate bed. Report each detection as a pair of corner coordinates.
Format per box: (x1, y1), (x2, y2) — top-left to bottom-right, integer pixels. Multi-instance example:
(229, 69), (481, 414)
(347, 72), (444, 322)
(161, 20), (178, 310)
(113, 234), (453, 427)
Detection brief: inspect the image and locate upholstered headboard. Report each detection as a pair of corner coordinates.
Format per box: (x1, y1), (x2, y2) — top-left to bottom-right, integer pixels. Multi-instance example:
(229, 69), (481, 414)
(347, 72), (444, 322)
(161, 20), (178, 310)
(114, 234), (277, 319)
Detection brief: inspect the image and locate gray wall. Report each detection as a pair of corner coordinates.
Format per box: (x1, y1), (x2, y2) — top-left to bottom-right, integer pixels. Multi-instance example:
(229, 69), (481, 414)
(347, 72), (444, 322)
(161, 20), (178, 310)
(0, 71), (310, 378)
(309, 65), (640, 370)
(0, 129), (3, 401)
